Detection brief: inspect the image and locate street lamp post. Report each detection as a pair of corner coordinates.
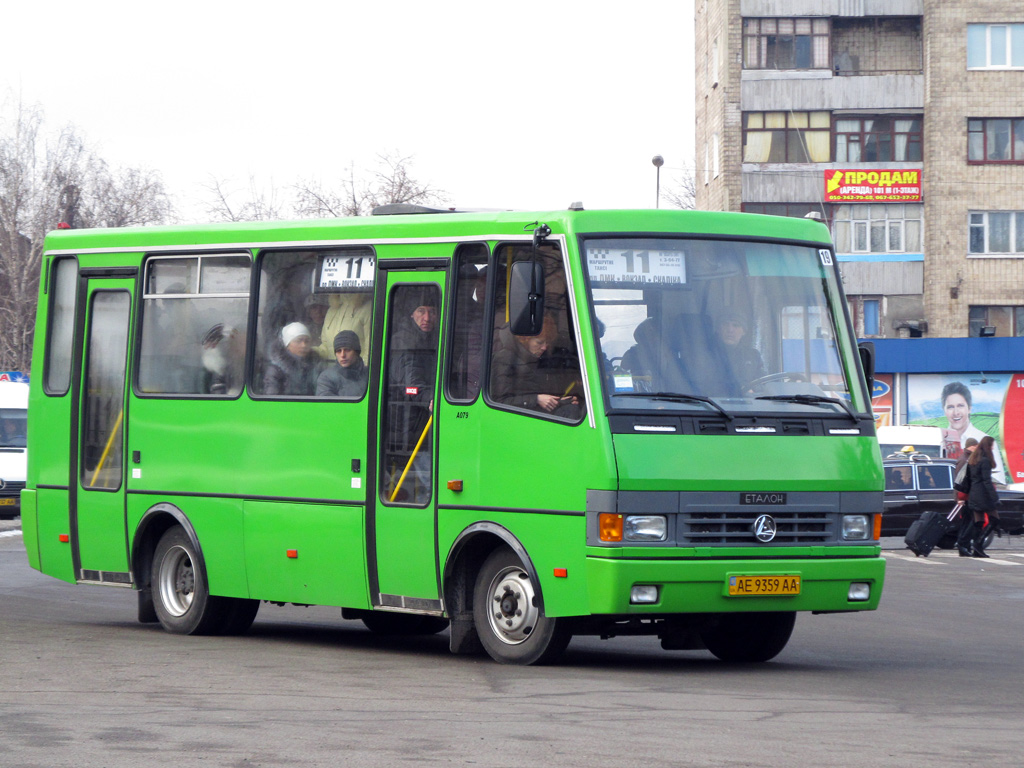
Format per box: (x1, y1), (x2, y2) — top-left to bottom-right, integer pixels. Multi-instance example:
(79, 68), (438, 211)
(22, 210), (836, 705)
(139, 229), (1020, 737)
(652, 155), (664, 208)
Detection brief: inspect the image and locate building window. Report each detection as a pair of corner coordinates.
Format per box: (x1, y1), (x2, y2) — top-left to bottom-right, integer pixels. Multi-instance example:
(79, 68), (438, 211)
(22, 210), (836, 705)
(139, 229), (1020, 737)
(743, 18), (830, 70)
(967, 24), (1024, 69)
(863, 299), (880, 336)
(969, 211), (1024, 255)
(832, 204), (922, 254)
(968, 118), (1024, 163)
(969, 306), (1024, 336)
(835, 117), (922, 162)
(743, 111), (831, 163)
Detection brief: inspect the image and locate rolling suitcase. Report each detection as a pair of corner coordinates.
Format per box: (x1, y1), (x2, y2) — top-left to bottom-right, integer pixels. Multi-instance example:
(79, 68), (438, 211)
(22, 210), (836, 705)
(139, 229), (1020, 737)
(905, 502), (963, 557)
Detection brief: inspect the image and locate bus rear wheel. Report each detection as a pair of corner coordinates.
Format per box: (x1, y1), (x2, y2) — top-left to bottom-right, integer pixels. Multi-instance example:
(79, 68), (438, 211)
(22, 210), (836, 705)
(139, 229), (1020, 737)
(472, 547), (570, 665)
(151, 527), (226, 635)
(699, 611), (796, 663)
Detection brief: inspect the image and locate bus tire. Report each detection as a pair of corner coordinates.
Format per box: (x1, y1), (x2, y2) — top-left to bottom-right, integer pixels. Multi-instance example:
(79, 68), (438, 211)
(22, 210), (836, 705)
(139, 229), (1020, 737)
(216, 598), (261, 636)
(472, 547), (570, 665)
(151, 527), (225, 635)
(699, 611), (796, 663)
(360, 611), (449, 636)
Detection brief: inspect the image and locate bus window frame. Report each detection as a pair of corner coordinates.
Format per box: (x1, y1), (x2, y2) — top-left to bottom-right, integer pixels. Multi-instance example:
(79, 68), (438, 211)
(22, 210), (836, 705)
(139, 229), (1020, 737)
(444, 242), (491, 406)
(44, 255), (80, 397)
(481, 239), (589, 427)
(133, 250), (255, 401)
(249, 245), (377, 403)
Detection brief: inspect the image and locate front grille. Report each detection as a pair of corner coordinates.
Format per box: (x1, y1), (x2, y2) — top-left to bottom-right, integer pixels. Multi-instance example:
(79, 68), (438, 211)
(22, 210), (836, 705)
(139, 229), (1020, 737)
(0, 481), (25, 497)
(680, 510), (835, 545)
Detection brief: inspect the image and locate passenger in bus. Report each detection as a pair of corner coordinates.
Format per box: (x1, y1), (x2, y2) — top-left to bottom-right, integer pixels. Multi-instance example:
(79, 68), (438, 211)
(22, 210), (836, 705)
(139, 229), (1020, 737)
(200, 323), (245, 396)
(315, 292), (373, 361)
(304, 294), (330, 348)
(491, 315), (581, 417)
(707, 310), (764, 396)
(390, 292), (439, 411)
(262, 322), (321, 396)
(316, 331), (367, 397)
(620, 317), (661, 392)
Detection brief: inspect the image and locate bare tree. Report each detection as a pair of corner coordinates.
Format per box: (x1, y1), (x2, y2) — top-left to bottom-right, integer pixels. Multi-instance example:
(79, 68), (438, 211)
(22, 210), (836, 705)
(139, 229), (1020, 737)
(0, 96), (172, 372)
(202, 175), (289, 222)
(294, 152), (447, 218)
(663, 165), (697, 210)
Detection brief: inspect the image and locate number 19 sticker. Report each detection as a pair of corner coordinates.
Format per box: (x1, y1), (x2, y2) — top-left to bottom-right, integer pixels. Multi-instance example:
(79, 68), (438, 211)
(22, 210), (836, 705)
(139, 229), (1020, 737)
(818, 249), (834, 266)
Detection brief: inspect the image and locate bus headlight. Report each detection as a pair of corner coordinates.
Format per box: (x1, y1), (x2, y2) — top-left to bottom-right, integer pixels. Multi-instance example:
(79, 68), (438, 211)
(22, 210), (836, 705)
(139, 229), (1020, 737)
(624, 515), (667, 541)
(630, 585), (660, 604)
(848, 582), (871, 601)
(842, 515), (870, 541)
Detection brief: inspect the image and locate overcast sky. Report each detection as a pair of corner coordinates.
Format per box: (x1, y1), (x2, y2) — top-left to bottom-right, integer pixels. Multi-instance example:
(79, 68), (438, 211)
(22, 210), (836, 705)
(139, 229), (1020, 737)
(2, 1), (696, 222)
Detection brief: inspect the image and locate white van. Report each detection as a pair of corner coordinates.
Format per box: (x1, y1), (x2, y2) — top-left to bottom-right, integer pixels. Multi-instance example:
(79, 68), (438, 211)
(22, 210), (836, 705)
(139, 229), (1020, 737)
(876, 424), (945, 459)
(0, 380), (28, 518)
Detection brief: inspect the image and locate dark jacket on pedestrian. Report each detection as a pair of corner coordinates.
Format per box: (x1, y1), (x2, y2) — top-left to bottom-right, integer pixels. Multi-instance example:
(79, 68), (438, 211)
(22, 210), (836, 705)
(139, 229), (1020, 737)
(967, 456), (999, 513)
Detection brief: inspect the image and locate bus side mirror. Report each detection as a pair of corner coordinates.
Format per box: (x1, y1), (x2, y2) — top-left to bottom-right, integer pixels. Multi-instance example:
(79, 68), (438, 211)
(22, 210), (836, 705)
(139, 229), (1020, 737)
(508, 261), (545, 336)
(858, 341), (875, 398)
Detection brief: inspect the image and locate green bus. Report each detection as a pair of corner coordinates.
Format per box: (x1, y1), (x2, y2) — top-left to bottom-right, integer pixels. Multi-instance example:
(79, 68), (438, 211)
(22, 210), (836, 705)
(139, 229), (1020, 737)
(22, 206), (885, 665)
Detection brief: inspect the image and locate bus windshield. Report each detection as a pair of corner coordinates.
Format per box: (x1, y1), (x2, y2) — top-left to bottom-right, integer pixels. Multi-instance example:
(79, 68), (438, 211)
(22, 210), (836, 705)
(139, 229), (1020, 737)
(585, 237), (855, 417)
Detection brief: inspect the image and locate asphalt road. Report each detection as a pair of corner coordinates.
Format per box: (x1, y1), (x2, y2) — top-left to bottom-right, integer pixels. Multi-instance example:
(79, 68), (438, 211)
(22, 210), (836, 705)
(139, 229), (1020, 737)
(2, 518), (1022, 768)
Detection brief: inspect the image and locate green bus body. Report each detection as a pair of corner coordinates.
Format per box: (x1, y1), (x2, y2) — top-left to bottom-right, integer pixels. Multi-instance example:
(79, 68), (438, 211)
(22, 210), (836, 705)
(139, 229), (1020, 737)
(23, 208), (885, 664)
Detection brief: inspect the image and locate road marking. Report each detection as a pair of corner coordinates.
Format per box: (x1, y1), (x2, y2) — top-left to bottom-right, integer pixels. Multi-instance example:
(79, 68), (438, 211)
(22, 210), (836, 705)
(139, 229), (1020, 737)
(0, 529), (23, 539)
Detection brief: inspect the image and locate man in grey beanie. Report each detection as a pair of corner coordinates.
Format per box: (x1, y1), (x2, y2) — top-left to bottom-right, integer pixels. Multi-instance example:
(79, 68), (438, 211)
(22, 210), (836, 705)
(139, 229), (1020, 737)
(316, 330), (368, 397)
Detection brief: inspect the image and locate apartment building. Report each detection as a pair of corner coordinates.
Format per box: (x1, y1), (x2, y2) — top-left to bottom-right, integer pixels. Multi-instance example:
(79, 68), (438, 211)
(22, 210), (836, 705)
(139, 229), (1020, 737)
(696, 1), (1024, 482)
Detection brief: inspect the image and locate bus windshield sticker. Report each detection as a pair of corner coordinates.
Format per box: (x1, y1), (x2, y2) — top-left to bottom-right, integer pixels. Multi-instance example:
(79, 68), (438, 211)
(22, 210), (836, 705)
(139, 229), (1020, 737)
(818, 249), (833, 266)
(318, 253), (375, 291)
(585, 247), (686, 287)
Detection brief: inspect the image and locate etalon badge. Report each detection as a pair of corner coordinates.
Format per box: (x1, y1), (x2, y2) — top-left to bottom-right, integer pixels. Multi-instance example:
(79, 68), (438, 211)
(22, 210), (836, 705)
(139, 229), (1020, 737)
(753, 514), (777, 543)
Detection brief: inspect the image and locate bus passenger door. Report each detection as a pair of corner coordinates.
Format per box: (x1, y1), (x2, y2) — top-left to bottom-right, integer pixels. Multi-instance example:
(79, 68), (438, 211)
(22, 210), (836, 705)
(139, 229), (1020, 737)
(370, 267), (446, 612)
(71, 275), (135, 584)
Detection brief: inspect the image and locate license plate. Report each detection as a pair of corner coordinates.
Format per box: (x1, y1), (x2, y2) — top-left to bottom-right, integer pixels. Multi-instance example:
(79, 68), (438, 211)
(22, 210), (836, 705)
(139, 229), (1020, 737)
(728, 574), (800, 597)
(0, 498), (14, 506)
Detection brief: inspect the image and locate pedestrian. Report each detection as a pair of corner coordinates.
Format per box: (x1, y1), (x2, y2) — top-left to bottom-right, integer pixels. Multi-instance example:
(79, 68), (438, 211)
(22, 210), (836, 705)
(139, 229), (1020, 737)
(965, 435), (1001, 558)
(954, 437), (978, 557)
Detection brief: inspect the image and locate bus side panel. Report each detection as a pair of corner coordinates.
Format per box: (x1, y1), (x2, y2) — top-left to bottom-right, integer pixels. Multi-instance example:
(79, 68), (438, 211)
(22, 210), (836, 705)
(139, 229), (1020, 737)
(127, 494), (249, 598)
(243, 500), (368, 608)
(34, 488), (75, 583)
(439, 508), (590, 618)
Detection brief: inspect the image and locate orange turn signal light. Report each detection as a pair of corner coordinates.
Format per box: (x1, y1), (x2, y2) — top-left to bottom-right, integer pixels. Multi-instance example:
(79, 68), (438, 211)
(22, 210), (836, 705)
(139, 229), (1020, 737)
(873, 514), (882, 541)
(599, 513), (623, 542)
(447, 479), (463, 492)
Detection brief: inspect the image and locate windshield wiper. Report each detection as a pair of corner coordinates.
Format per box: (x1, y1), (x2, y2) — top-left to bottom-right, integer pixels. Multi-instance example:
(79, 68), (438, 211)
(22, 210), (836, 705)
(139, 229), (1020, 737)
(755, 394), (859, 423)
(615, 392), (734, 421)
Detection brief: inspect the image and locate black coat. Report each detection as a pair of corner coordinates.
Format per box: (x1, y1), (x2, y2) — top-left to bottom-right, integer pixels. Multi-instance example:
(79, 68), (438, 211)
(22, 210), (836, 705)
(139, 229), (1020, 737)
(967, 456), (999, 512)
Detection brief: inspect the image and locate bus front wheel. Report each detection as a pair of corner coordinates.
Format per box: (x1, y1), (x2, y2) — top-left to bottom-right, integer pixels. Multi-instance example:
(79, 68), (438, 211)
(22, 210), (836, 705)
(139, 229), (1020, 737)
(699, 611), (796, 663)
(472, 547), (570, 665)
(151, 527), (226, 635)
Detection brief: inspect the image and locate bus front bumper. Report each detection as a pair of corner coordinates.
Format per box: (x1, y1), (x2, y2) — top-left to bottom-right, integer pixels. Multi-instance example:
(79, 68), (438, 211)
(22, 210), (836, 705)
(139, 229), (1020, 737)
(584, 554), (886, 614)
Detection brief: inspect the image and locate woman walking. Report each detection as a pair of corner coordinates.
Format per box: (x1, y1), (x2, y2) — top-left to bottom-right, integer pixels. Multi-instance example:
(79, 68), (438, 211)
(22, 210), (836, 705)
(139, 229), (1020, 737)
(965, 436), (1001, 558)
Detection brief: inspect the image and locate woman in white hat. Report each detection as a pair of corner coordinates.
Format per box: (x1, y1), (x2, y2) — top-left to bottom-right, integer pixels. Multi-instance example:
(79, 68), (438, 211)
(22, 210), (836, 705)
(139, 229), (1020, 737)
(262, 322), (321, 396)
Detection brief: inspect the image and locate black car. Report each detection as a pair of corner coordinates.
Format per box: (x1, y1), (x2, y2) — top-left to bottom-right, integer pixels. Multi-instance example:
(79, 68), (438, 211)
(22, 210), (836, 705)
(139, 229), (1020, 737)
(881, 456), (1024, 544)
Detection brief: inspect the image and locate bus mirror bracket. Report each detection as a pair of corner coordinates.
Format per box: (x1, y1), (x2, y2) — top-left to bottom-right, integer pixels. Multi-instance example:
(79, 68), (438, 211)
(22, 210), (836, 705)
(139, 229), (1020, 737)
(858, 341), (875, 400)
(508, 223), (549, 336)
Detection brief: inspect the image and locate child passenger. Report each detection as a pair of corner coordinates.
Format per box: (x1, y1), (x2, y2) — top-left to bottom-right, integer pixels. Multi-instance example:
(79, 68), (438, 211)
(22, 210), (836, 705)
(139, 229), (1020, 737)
(316, 330), (368, 397)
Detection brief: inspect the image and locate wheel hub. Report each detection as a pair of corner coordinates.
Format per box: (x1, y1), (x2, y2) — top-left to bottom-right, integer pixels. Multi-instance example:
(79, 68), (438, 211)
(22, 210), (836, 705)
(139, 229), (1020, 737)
(487, 567), (540, 645)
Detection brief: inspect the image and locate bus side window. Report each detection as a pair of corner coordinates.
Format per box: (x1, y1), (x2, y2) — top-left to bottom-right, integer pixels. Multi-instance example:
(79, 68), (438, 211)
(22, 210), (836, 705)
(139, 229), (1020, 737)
(252, 248), (373, 399)
(138, 254), (251, 396)
(447, 244), (489, 402)
(45, 256), (79, 395)
(486, 243), (584, 421)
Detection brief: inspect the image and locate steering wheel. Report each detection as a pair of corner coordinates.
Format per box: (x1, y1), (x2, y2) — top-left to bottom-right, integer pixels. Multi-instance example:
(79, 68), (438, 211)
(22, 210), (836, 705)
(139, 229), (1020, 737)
(747, 371), (809, 390)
